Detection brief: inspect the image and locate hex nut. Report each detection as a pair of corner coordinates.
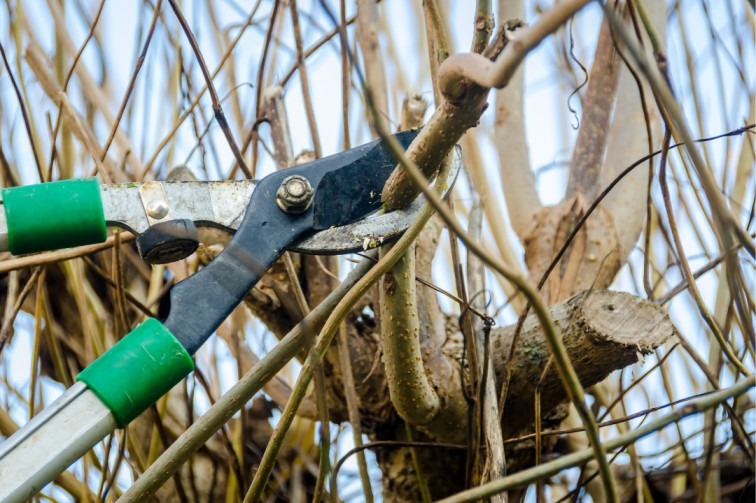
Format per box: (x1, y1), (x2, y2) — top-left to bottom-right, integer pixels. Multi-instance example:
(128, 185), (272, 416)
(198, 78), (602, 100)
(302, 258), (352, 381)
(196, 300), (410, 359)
(276, 175), (314, 214)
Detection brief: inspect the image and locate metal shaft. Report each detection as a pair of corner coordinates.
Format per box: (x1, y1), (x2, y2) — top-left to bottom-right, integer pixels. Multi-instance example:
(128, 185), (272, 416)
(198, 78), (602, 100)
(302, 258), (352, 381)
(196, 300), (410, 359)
(0, 382), (116, 502)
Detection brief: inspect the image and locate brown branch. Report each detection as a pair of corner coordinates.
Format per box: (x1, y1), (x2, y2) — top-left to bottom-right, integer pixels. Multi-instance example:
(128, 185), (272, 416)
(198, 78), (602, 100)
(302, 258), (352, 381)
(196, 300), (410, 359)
(167, 0), (252, 178)
(492, 289), (673, 436)
(567, 12), (623, 199)
(382, 0), (590, 211)
(262, 86), (295, 168)
(602, 0), (666, 264)
(381, 24), (511, 211)
(0, 233), (134, 274)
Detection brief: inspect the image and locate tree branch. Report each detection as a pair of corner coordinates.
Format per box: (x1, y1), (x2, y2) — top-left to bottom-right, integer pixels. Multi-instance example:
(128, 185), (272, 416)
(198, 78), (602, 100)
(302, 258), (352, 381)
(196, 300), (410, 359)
(383, 0), (591, 211)
(495, 0), (539, 241)
(380, 243), (441, 424)
(567, 12), (623, 199)
(601, 0), (666, 264)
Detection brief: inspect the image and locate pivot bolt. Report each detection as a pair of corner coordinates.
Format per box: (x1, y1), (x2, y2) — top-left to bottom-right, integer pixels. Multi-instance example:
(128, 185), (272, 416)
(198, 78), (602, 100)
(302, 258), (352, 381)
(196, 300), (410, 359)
(276, 175), (314, 214)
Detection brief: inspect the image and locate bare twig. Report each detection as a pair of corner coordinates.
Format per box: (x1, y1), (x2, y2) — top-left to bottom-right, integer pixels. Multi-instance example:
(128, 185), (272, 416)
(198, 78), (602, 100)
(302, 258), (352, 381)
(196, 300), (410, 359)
(467, 199), (506, 500)
(46, 0), (107, 180)
(167, 0), (252, 178)
(0, 40), (43, 180)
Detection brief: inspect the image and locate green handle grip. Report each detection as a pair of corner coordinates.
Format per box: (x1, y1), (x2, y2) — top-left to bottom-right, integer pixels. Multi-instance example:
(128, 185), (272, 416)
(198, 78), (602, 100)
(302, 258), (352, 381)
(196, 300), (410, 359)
(77, 318), (194, 427)
(1, 178), (107, 255)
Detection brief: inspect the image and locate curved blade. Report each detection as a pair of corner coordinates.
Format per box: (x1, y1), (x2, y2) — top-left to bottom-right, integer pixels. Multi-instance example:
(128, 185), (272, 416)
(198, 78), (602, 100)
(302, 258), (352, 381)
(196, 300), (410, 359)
(293, 145), (462, 254)
(310, 129), (418, 230)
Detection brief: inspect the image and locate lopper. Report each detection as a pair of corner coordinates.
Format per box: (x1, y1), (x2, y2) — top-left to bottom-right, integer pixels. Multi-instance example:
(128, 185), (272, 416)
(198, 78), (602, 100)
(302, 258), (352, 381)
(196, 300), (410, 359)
(0, 129), (462, 501)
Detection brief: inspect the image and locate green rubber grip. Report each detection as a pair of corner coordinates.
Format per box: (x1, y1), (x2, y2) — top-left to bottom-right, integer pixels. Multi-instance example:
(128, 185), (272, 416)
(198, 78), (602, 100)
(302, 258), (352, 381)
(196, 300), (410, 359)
(77, 318), (194, 427)
(1, 179), (107, 255)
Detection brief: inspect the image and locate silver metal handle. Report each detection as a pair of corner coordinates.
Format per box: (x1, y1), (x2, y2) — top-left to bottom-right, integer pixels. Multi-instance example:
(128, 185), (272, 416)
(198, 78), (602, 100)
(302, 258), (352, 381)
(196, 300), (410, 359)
(0, 382), (117, 503)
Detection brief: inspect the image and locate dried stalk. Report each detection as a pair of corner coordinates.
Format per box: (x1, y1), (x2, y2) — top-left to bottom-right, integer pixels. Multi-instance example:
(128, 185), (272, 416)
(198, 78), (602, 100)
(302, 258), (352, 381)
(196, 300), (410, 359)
(289, 0), (323, 158)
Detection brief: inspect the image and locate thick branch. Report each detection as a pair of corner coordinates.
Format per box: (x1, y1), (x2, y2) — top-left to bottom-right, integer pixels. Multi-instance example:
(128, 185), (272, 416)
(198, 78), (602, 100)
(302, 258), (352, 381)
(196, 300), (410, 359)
(495, 0), (539, 240)
(379, 289), (674, 501)
(602, 0), (666, 263)
(383, 0), (591, 211)
(567, 13), (623, 199)
(381, 25), (511, 210)
(491, 290), (673, 437)
(378, 94), (442, 426)
(380, 244), (441, 425)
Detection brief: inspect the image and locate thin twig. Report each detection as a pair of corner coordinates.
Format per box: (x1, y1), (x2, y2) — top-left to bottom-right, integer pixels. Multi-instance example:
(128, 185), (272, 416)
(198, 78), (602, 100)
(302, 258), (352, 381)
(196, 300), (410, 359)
(0, 40), (43, 180)
(167, 0), (252, 178)
(46, 0), (107, 180)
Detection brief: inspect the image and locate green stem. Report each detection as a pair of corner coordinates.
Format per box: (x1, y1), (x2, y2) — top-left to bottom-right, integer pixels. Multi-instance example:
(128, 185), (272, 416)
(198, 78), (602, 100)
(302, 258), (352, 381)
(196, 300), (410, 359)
(471, 0), (493, 53)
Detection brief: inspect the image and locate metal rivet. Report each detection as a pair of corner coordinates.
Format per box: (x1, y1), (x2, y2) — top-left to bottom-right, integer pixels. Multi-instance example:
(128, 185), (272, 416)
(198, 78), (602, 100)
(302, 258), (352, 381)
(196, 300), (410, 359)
(276, 175), (314, 214)
(146, 199), (169, 220)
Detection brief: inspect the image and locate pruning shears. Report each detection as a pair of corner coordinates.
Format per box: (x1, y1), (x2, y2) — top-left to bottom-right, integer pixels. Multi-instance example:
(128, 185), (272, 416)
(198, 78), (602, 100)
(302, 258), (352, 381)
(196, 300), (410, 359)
(0, 130), (462, 502)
